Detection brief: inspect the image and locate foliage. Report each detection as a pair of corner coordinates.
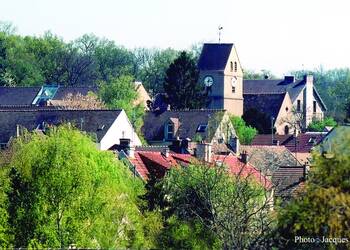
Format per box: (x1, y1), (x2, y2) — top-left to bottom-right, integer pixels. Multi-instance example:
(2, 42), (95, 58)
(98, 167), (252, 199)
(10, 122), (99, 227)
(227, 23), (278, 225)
(159, 163), (274, 249)
(275, 132), (350, 249)
(163, 51), (207, 109)
(0, 126), (160, 248)
(243, 69), (276, 80)
(230, 115), (257, 144)
(98, 75), (145, 140)
(307, 117), (337, 132)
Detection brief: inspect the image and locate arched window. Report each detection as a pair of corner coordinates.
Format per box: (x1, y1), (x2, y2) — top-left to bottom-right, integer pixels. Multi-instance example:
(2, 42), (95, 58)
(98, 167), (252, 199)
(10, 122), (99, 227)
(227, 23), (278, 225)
(234, 61), (238, 72)
(284, 125), (289, 135)
(230, 61), (233, 72)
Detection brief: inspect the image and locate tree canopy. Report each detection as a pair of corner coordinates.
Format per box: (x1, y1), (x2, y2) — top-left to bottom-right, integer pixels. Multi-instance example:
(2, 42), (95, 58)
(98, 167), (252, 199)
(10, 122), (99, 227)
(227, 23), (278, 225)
(163, 51), (207, 109)
(0, 125), (161, 248)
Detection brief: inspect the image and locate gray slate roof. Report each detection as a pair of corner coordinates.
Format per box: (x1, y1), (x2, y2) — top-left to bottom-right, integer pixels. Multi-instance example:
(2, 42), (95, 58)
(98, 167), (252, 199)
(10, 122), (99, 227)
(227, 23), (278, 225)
(0, 87), (41, 107)
(0, 109), (121, 144)
(243, 79), (305, 101)
(243, 93), (286, 121)
(198, 43), (233, 71)
(142, 109), (226, 142)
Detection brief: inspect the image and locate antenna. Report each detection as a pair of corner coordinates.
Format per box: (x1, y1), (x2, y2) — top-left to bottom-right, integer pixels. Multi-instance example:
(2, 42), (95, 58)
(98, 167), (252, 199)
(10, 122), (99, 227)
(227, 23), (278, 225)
(218, 26), (223, 43)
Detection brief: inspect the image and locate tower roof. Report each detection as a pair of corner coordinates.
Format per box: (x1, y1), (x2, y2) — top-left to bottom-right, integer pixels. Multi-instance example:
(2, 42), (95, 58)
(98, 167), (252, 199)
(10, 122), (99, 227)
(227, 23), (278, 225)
(198, 43), (233, 70)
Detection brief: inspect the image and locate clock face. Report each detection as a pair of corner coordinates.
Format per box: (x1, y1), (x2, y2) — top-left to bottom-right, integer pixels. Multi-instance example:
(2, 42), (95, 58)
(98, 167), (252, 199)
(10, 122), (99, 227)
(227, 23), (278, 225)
(231, 76), (237, 87)
(203, 76), (214, 87)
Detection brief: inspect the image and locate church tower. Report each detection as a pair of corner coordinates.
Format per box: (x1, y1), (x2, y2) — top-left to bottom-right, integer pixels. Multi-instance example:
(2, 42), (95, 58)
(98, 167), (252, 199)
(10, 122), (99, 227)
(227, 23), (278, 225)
(198, 43), (243, 116)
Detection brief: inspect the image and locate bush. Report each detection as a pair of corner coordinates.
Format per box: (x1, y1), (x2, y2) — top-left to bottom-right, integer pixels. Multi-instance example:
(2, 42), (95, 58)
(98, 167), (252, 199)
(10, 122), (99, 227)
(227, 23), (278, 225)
(307, 117), (337, 132)
(230, 115), (258, 144)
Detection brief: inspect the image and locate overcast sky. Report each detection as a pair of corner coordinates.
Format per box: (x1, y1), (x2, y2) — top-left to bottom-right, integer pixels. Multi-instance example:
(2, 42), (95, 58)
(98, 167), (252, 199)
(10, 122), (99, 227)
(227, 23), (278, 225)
(1, 0), (349, 76)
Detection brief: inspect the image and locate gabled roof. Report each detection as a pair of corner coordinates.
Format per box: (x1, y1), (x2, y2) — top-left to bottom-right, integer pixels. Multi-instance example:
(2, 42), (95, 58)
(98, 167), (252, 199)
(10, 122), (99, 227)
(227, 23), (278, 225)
(0, 109), (122, 144)
(142, 109), (226, 142)
(198, 43), (233, 71)
(240, 145), (301, 174)
(243, 93), (287, 121)
(0, 87), (41, 107)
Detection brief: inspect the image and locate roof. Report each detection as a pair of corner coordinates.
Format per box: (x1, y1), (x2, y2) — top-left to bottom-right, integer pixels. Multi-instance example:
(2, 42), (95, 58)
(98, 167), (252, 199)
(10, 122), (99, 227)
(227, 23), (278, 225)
(272, 166), (306, 198)
(243, 93), (286, 121)
(243, 79), (305, 101)
(0, 109), (122, 144)
(240, 145), (301, 174)
(251, 133), (324, 153)
(0, 87), (41, 107)
(213, 154), (272, 189)
(142, 109), (226, 142)
(198, 43), (233, 71)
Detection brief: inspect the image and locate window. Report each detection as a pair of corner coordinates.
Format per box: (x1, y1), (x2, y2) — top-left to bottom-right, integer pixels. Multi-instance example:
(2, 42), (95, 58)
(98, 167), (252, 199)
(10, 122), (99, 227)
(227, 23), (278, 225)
(284, 125), (289, 135)
(197, 124), (207, 132)
(166, 122), (174, 140)
(234, 61), (237, 72)
(232, 86), (236, 93)
(313, 101), (317, 113)
(285, 107), (289, 112)
(230, 61), (233, 72)
(297, 100), (301, 111)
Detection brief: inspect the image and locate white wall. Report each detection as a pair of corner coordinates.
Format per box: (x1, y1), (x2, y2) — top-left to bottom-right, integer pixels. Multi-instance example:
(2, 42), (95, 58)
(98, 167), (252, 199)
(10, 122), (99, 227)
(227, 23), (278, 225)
(99, 110), (142, 150)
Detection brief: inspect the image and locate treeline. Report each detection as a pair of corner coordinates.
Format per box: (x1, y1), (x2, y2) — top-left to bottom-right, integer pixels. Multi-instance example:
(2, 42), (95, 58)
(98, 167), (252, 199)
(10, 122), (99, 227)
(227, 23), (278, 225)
(1, 22), (349, 120)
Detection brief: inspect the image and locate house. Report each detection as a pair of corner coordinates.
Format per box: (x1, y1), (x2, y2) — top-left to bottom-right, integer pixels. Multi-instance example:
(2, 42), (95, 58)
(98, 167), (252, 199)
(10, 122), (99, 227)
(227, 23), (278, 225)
(318, 125), (350, 154)
(142, 109), (238, 150)
(244, 75), (327, 133)
(252, 132), (325, 165)
(0, 109), (141, 150)
(134, 81), (151, 109)
(197, 43), (327, 134)
(117, 141), (272, 189)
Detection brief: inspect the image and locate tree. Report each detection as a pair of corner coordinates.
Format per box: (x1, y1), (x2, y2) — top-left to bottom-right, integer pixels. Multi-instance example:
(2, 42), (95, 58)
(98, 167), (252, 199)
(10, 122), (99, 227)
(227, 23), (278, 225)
(274, 131), (350, 249)
(0, 125), (161, 248)
(163, 51), (207, 109)
(99, 75), (145, 139)
(159, 162), (274, 249)
(243, 69), (276, 80)
(230, 115), (257, 144)
(307, 117), (337, 132)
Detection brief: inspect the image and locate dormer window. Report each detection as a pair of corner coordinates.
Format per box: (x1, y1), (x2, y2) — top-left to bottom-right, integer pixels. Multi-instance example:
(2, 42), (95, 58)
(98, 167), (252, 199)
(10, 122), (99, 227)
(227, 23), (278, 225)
(166, 122), (174, 140)
(197, 124), (207, 132)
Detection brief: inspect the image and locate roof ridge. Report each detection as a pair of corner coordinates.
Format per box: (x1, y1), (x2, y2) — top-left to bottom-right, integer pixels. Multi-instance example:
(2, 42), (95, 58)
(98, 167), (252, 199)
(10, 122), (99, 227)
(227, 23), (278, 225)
(146, 109), (226, 113)
(0, 109), (122, 112)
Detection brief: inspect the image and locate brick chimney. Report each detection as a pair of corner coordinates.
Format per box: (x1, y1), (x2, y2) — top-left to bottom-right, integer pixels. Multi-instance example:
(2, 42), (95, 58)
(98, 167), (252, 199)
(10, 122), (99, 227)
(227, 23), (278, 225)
(196, 142), (212, 163)
(119, 138), (135, 158)
(162, 147), (170, 158)
(240, 150), (248, 164)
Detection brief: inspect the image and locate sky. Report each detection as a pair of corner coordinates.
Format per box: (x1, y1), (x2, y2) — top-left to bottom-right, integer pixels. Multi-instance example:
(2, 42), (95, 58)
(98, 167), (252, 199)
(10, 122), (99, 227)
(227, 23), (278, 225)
(1, 0), (349, 76)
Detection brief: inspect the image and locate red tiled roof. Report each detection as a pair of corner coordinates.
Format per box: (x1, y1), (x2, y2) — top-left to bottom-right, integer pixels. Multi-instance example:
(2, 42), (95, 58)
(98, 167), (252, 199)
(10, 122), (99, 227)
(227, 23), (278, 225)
(252, 134), (291, 146)
(129, 150), (271, 189)
(213, 154), (272, 189)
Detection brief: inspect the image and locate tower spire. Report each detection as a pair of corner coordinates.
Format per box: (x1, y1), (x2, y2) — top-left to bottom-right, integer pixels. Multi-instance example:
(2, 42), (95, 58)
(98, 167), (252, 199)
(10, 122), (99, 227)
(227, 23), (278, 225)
(218, 26), (223, 43)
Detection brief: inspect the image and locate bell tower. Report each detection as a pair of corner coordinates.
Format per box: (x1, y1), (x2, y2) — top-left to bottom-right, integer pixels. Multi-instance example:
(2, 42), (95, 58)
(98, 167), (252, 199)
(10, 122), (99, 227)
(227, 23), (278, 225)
(198, 43), (243, 116)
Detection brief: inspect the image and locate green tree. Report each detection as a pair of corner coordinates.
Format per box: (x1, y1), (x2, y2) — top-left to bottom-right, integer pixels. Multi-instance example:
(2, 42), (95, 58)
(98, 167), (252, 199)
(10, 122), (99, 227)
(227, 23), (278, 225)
(307, 117), (337, 132)
(163, 51), (207, 109)
(0, 125), (160, 248)
(275, 131), (350, 249)
(158, 163), (274, 249)
(99, 75), (145, 139)
(230, 115), (257, 144)
(243, 108), (272, 134)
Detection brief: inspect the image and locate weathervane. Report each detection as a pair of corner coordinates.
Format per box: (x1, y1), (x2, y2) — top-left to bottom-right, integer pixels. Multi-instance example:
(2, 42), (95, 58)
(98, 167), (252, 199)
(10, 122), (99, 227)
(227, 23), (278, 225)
(218, 26), (223, 43)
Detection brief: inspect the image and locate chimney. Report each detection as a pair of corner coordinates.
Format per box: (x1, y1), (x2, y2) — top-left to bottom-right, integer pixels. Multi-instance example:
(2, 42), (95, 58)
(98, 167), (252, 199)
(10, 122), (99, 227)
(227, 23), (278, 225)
(162, 147), (170, 158)
(304, 74), (314, 127)
(240, 150), (248, 164)
(284, 75), (295, 83)
(196, 142), (212, 163)
(119, 138), (135, 158)
(230, 135), (240, 154)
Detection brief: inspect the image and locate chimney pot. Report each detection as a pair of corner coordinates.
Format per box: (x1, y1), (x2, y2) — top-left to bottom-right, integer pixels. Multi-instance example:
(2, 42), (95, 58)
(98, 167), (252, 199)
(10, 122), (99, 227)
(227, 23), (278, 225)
(241, 150), (248, 164)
